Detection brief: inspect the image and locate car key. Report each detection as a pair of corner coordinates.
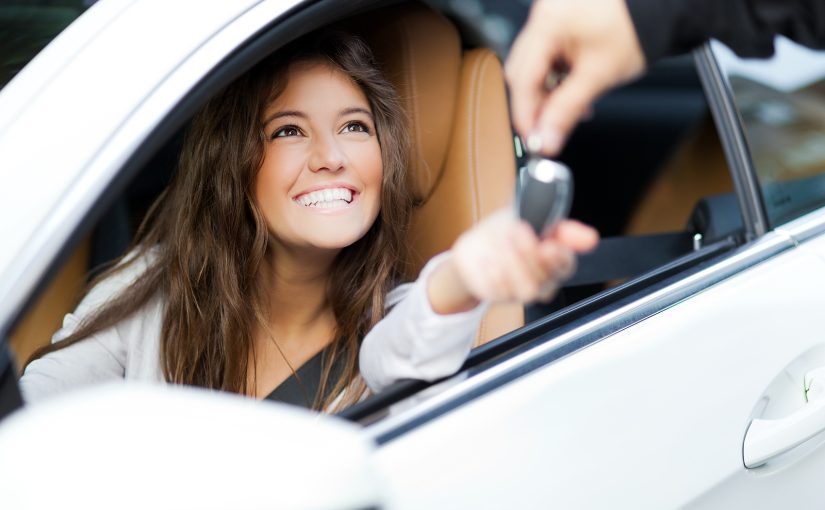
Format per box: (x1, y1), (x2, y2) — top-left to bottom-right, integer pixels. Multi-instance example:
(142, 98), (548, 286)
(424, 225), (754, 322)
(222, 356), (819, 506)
(516, 65), (573, 236)
(517, 151), (573, 236)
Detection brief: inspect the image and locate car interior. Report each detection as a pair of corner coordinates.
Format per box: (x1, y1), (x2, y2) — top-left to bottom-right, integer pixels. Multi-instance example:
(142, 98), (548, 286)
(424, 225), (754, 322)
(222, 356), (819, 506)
(3, 0), (743, 419)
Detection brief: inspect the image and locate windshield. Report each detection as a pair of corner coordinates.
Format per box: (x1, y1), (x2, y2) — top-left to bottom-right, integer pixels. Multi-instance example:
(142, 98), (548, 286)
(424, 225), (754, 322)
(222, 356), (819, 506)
(712, 37), (825, 227)
(0, 1), (93, 92)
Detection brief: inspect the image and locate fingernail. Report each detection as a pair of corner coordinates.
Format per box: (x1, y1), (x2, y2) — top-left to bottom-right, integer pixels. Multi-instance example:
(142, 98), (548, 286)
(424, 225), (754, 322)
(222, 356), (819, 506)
(526, 132), (543, 154)
(541, 128), (563, 155)
(526, 130), (562, 155)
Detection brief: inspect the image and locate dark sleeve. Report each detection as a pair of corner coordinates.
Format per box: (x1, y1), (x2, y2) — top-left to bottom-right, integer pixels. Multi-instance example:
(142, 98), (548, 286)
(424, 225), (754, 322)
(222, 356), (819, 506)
(625, 0), (825, 63)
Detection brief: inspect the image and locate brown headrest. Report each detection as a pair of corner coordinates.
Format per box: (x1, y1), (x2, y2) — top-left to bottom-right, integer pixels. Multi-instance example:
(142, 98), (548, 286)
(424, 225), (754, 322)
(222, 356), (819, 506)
(348, 2), (461, 202)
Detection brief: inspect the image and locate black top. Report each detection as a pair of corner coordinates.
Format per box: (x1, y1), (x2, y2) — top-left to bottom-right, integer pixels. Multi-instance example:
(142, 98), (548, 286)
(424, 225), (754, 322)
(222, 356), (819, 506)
(625, 0), (825, 62)
(264, 347), (345, 409)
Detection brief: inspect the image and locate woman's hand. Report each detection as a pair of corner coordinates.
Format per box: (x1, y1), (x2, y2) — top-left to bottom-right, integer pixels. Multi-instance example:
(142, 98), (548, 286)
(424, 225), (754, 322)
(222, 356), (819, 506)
(427, 209), (599, 315)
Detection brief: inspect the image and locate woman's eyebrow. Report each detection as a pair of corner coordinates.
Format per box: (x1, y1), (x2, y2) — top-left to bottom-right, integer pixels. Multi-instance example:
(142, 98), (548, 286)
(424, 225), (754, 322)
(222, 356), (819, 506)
(263, 110), (306, 126)
(340, 107), (373, 119)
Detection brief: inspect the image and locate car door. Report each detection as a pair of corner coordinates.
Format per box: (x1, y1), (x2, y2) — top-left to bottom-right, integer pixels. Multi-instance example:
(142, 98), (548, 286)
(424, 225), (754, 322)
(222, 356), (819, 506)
(362, 39), (825, 509)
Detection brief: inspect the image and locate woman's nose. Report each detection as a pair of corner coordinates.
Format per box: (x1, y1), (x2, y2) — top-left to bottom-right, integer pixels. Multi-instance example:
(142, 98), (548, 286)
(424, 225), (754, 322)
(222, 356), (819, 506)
(308, 133), (346, 173)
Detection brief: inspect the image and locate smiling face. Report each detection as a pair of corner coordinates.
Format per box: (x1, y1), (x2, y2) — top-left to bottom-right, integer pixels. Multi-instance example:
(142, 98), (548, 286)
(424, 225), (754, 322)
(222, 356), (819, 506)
(256, 61), (383, 255)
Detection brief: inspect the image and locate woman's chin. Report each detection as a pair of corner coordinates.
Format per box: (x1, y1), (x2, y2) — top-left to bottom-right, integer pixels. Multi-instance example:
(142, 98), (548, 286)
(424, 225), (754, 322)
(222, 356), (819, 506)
(304, 230), (367, 251)
(295, 217), (375, 250)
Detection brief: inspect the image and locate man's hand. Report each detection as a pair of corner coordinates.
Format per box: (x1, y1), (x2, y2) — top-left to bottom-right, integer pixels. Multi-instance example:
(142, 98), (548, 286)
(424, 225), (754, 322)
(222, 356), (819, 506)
(505, 0), (647, 155)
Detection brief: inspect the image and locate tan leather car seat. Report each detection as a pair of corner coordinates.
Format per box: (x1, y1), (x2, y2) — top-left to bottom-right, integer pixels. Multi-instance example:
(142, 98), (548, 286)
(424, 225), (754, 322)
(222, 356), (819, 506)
(8, 239), (89, 372)
(352, 2), (523, 345)
(625, 116), (733, 235)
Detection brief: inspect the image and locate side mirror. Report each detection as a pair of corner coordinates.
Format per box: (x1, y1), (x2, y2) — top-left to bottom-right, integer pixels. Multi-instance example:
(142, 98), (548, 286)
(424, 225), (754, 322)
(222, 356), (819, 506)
(0, 384), (383, 509)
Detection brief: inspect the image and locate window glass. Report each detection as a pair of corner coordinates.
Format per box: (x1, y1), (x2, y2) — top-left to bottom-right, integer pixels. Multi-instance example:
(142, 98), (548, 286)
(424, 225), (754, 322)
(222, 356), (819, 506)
(0, 1), (93, 92)
(712, 38), (825, 227)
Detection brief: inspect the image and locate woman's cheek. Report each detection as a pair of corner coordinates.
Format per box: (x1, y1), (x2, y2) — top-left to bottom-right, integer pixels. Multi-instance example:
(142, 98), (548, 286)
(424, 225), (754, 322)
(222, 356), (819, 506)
(254, 151), (300, 228)
(361, 141), (384, 195)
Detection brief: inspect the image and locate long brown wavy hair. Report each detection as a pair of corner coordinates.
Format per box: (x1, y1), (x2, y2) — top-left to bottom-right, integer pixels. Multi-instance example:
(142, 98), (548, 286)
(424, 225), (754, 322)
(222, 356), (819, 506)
(28, 31), (413, 411)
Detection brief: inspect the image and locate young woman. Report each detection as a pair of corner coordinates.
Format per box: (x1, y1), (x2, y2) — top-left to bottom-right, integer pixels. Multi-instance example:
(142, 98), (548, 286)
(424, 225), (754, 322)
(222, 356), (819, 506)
(20, 32), (597, 411)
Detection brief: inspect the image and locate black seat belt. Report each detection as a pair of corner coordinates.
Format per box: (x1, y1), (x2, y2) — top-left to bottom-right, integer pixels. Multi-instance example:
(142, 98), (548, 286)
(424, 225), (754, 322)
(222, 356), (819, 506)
(566, 231), (696, 286)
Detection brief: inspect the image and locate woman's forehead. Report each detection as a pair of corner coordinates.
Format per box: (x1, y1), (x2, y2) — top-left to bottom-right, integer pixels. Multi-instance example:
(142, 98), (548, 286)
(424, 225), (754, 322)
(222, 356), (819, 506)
(266, 61), (370, 113)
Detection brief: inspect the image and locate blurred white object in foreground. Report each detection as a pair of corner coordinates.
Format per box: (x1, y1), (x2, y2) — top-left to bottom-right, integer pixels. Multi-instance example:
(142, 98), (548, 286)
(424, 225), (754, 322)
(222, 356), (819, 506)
(0, 383), (382, 510)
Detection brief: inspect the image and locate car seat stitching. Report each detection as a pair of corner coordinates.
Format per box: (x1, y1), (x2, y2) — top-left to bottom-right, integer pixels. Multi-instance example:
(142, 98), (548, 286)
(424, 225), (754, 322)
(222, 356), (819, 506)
(468, 52), (490, 346)
(401, 22), (428, 198)
(474, 53), (493, 217)
(467, 53), (484, 222)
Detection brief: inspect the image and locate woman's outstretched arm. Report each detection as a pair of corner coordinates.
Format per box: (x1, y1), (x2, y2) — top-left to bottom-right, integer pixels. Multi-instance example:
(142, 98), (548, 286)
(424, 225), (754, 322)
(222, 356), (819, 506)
(359, 209), (598, 393)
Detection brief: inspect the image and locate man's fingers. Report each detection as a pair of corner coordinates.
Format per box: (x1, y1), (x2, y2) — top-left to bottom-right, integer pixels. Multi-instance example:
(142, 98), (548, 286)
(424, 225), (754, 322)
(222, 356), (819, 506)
(532, 64), (608, 155)
(505, 27), (556, 139)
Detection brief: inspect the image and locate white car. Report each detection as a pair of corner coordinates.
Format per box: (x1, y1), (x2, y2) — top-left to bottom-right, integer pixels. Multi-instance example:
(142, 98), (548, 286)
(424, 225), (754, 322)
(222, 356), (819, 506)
(2, 1), (825, 508)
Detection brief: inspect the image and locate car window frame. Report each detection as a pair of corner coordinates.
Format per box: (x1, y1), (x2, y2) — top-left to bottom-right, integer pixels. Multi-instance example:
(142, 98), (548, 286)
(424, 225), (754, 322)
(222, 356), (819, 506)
(693, 44), (770, 240)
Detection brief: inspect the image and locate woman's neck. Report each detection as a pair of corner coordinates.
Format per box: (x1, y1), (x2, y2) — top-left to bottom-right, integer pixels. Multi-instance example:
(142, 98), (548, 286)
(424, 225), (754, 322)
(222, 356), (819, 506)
(249, 245), (339, 398)
(263, 244), (338, 342)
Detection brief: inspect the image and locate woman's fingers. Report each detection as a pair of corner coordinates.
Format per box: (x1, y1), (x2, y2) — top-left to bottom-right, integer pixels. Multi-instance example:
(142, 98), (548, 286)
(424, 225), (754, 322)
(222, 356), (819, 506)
(538, 240), (576, 282)
(483, 220), (581, 303)
(504, 224), (546, 301)
(548, 219), (600, 253)
(451, 210), (599, 304)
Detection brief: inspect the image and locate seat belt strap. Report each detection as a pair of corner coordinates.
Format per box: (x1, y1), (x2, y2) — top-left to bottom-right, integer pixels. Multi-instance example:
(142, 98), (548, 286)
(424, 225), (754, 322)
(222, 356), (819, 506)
(567, 231), (696, 286)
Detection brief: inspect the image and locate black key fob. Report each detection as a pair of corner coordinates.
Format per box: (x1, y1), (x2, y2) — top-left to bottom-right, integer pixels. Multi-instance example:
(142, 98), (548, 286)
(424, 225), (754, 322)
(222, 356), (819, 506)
(517, 158), (573, 236)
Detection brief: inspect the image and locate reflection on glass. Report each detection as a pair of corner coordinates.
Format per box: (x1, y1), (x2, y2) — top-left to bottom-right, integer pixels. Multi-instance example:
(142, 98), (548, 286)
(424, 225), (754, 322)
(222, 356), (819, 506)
(0, 1), (93, 92)
(712, 38), (825, 226)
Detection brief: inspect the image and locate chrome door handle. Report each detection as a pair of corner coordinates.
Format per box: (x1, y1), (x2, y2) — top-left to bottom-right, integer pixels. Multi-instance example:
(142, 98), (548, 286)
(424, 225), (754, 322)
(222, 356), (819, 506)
(743, 367), (825, 468)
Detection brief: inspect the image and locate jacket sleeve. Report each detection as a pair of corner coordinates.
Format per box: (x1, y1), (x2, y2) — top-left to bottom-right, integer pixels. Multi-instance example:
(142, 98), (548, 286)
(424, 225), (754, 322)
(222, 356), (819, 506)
(19, 328), (127, 404)
(17, 256), (150, 403)
(626, 0), (825, 63)
(359, 252), (489, 393)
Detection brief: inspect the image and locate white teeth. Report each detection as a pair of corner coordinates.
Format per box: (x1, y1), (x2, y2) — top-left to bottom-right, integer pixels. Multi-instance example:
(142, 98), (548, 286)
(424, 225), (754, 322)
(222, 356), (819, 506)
(318, 200), (349, 208)
(295, 187), (353, 208)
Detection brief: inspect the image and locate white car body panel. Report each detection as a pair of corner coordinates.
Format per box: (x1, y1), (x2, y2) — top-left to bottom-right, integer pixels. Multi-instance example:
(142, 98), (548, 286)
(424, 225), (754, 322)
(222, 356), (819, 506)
(373, 227), (825, 509)
(0, 384), (382, 510)
(0, 0), (138, 134)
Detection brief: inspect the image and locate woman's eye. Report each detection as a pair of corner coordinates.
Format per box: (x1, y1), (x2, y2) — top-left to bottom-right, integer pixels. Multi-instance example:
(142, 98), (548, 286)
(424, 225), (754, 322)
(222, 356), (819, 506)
(344, 121), (370, 134)
(272, 126), (301, 139)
